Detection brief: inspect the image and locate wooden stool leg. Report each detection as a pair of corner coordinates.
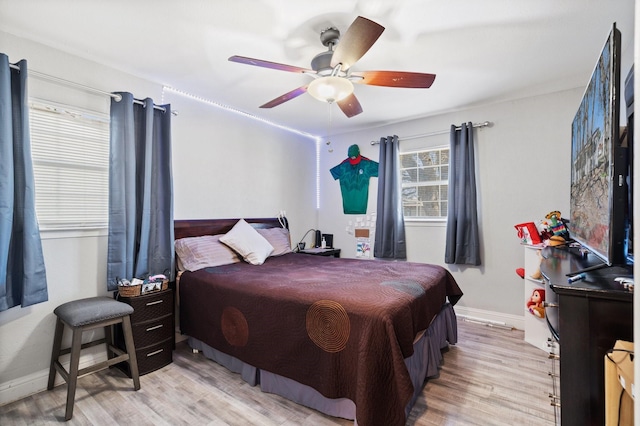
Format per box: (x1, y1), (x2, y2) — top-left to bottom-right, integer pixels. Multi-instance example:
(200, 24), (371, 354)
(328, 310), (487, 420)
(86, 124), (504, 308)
(47, 318), (64, 390)
(65, 327), (83, 421)
(121, 315), (140, 390)
(104, 323), (114, 361)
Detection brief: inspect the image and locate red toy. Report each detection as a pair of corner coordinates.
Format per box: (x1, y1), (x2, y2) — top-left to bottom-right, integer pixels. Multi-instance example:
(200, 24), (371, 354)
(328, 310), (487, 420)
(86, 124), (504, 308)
(515, 222), (542, 245)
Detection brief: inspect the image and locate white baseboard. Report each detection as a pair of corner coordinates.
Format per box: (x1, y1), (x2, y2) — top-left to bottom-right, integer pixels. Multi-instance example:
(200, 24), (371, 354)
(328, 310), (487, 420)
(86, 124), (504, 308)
(454, 306), (524, 331)
(0, 349), (107, 407)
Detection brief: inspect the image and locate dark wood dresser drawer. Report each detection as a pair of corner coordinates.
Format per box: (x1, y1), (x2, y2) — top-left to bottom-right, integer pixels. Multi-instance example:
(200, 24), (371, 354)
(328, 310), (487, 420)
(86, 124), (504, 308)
(118, 338), (173, 378)
(131, 313), (173, 349)
(136, 338), (173, 375)
(126, 290), (173, 322)
(136, 339), (173, 374)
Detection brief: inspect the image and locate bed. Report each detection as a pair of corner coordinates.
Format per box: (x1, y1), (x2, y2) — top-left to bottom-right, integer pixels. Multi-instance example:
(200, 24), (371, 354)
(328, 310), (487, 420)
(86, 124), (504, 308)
(174, 218), (463, 426)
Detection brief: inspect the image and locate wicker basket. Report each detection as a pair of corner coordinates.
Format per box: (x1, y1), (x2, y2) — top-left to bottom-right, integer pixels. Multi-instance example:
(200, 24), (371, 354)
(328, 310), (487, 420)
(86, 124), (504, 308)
(118, 279), (168, 298)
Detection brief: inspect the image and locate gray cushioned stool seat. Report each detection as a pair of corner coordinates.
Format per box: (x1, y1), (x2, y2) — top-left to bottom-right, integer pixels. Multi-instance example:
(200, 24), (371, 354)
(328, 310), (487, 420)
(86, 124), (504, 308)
(48, 296), (140, 421)
(54, 297), (134, 327)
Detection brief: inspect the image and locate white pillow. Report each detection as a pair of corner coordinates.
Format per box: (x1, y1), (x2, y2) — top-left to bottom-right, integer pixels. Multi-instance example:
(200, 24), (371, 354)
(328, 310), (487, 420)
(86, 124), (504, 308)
(220, 219), (274, 265)
(174, 235), (240, 271)
(256, 227), (292, 257)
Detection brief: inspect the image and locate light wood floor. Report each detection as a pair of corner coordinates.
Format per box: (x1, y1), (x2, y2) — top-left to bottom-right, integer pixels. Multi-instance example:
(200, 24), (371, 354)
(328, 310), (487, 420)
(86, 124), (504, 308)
(0, 319), (558, 425)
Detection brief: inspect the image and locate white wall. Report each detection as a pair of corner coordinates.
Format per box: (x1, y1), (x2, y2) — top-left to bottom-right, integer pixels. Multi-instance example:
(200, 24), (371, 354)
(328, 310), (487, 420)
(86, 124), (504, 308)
(165, 90), (318, 241)
(318, 88), (588, 322)
(0, 31), (317, 405)
(318, 23), (635, 324)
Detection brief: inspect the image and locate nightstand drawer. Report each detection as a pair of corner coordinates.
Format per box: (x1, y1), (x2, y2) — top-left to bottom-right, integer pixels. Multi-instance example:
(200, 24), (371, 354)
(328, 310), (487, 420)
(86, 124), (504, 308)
(118, 337), (173, 377)
(125, 290), (173, 322)
(131, 313), (173, 349)
(136, 338), (173, 375)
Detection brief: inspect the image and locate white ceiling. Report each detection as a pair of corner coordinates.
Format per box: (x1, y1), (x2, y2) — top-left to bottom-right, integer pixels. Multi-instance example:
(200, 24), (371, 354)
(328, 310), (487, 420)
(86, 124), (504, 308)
(0, 0), (635, 137)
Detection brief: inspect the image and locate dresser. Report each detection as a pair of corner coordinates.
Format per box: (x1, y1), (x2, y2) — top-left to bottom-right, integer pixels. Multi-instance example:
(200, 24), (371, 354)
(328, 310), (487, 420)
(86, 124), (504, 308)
(114, 288), (174, 376)
(541, 246), (633, 426)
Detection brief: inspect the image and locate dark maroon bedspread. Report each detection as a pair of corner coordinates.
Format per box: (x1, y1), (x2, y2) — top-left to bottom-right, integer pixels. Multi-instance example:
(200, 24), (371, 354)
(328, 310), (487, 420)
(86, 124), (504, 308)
(179, 253), (462, 426)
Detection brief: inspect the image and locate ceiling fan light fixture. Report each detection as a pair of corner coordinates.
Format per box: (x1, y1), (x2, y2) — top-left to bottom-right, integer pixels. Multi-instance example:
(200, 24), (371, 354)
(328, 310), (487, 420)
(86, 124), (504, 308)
(307, 76), (354, 103)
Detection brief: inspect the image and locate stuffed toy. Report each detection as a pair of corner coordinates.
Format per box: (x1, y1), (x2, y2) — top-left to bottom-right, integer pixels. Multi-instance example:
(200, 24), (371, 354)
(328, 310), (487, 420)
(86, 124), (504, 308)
(526, 288), (545, 318)
(543, 210), (571, 244)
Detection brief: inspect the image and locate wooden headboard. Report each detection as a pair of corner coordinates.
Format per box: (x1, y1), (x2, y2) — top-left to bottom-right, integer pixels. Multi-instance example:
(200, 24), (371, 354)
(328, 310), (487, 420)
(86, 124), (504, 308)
(174, 217), (285, 240)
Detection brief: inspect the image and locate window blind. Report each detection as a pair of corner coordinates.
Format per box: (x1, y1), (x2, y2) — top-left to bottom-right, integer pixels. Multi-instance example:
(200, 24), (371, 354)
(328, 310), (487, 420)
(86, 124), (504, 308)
(29, 101), (110, 229)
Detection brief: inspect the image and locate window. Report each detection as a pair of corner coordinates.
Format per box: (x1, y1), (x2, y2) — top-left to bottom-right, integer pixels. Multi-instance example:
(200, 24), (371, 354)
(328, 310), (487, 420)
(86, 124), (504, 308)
(400, 147), (449, 219)
(29, 100), (110, 230)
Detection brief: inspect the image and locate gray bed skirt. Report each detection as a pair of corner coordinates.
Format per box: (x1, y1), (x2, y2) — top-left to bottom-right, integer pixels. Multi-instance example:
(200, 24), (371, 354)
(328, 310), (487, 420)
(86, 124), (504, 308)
(188, 302), (457, 423)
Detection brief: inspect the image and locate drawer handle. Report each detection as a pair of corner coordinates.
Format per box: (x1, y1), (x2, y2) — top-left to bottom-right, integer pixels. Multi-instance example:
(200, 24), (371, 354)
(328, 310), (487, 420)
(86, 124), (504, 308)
(146, 300), (164, 306)
(146, 324), (164, 332)
(147, 349), (164, 357)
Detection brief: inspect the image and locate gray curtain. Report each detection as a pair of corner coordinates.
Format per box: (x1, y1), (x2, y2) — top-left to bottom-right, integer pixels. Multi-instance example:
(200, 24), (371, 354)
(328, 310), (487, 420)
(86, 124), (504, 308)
(107, 92), (174, 291)
(445, 122), (481, 265)
(0, 54), (48, 311)
(374, 135), (406, 259)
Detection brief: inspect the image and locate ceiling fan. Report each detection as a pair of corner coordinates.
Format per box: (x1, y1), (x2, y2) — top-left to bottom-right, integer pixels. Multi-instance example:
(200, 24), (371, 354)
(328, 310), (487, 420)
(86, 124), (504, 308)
(228, 16), (436, 118)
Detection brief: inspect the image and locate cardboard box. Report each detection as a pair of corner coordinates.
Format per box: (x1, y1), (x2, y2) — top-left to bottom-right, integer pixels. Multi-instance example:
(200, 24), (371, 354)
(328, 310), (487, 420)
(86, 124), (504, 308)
(605, 340), (634, 425)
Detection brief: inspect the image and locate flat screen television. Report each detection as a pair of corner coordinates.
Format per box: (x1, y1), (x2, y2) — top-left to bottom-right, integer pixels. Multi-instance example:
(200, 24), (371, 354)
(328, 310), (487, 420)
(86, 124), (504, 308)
(569, 23), (630, 266)
(624, 65), (634, 262)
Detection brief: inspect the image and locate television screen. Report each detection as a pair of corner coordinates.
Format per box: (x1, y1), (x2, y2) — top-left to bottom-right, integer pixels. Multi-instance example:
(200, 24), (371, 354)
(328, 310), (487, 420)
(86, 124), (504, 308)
(569, 23), (628, 266)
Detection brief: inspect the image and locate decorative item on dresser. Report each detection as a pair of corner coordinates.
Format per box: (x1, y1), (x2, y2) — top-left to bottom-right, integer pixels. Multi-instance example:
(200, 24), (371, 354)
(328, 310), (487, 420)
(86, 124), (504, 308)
(113, 288), (174, 376)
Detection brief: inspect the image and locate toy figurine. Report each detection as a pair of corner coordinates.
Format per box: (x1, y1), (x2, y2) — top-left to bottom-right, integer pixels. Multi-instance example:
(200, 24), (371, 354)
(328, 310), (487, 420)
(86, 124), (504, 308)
(526, 288), (545, 318)
(545, 210), (570, 240)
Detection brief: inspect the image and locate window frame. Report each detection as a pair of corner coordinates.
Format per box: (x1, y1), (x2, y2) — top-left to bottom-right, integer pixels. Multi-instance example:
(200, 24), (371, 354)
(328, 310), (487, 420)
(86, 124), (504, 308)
(400, 144), (450, 222)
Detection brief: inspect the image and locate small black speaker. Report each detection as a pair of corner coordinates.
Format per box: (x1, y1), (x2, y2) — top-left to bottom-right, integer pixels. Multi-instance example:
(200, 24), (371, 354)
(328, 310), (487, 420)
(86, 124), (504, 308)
(315, 230), (322, 248)
(322, 234), (333, 248)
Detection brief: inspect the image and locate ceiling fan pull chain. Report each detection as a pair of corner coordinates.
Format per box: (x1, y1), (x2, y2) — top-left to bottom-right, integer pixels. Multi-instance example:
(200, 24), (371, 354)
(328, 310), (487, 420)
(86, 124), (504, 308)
(327, 103), (334, 153)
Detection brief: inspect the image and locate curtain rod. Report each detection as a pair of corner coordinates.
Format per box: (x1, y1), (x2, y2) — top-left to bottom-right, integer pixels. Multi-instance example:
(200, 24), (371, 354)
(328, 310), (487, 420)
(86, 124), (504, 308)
(9, 63), (174, 114)
(370, 121), (492, 145)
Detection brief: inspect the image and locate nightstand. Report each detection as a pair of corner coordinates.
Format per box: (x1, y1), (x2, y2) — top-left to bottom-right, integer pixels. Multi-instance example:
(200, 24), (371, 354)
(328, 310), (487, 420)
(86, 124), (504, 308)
(298, 248), (341, 258)
(113, 288), (174, 376)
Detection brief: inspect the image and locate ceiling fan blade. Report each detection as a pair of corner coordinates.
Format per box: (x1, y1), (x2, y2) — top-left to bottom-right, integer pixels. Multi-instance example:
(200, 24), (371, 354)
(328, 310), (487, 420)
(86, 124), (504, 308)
(351, 71), (436, 88)
(229, 55), (314, 74)
(330, 16), (384, 71)
(337, 93), (363, 118)
(260, 86), (308, 108)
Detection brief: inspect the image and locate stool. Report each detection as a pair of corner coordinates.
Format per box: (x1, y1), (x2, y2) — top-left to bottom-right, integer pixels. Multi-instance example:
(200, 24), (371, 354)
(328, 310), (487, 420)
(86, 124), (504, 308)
(47, 296), (140, 420)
